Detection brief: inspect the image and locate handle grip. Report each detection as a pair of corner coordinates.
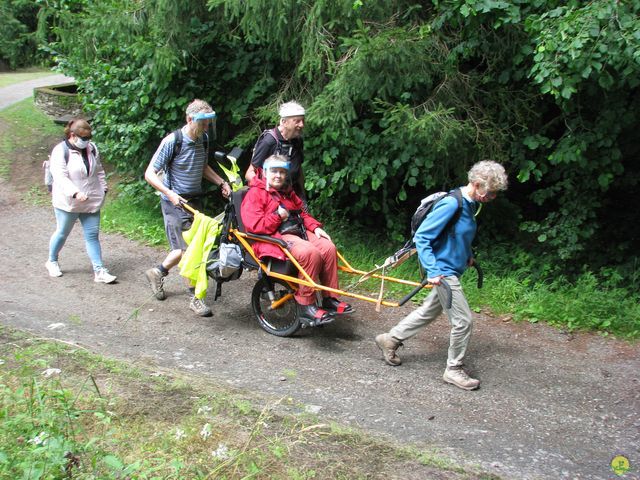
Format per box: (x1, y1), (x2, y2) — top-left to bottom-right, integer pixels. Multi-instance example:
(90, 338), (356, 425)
(473, 262), (484, 289)
(398, 276), (453, 309)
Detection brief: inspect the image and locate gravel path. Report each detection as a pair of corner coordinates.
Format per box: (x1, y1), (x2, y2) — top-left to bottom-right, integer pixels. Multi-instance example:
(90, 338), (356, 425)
(0, 178), (637, 480)
(0, 73), (74, 110)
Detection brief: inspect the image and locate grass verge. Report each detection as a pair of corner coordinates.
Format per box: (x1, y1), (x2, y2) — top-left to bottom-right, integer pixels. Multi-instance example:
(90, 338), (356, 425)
(0, 327), (488, 479)
(0, 68), (54, 88)
(0, 97), (61, 179)
(101, 180), (168, 246)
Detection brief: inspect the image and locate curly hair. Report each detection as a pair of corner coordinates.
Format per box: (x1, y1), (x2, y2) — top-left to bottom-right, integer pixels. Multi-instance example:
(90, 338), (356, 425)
(185, 99), (213, 117)
(468, 160), (508, 192)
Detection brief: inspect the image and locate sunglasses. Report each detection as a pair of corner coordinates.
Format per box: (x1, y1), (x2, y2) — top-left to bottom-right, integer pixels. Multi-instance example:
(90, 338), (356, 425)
(72, 132), (92, 141)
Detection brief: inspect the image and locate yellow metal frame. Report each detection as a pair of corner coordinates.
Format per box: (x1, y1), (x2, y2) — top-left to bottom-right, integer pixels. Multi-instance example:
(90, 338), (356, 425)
(180, 200), (432, 311)
(230, 228), (432, 309)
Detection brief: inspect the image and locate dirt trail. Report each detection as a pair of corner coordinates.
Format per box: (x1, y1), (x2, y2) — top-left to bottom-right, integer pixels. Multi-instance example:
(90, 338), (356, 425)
(0, 115), (638, 480)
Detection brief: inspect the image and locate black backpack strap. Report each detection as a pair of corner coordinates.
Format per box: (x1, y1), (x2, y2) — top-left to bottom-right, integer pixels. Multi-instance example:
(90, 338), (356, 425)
(451, 188), (463, 221)
(442, 188), (464, 236)
(251, 128), (281, 167)
(62, 142), (70, 165)
(267, 127), (280, 146)
(166, 129), (183, 190)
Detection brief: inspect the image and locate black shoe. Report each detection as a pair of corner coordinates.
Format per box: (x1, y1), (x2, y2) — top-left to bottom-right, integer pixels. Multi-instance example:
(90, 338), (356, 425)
(297, 303), (335, 326)
(322, 297), (354, 315)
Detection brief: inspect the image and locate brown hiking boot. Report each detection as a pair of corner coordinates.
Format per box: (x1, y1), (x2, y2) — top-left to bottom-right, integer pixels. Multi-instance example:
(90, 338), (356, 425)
(145, 267), (166, 300)
(189, 296), (212, 317)
(375, 333), (402, 366)
(443, 366), (480, 390)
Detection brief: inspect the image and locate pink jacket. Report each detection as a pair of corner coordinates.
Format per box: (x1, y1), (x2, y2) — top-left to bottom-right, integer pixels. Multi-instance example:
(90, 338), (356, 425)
(50, 140), (107, 213)
(241, 176), (322, 260)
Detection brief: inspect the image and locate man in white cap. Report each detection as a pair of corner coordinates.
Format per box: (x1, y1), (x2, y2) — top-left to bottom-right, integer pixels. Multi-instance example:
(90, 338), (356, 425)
(245, 100), (307, 202)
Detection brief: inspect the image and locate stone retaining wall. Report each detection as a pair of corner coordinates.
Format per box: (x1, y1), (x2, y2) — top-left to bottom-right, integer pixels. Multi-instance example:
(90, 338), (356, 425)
(33, 82), (85, 122)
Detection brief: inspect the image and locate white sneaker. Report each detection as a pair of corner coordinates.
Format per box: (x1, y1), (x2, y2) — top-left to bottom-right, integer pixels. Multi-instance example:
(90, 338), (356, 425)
(45, 260), (62, 277)
(94, 268), (117, 284)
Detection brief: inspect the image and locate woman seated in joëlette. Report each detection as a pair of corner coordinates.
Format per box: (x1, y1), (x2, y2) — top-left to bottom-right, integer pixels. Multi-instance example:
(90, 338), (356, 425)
(241, 154), (353, 325)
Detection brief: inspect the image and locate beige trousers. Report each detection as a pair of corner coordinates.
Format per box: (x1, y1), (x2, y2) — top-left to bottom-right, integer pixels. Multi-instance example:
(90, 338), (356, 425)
(389, 275), (473, 368)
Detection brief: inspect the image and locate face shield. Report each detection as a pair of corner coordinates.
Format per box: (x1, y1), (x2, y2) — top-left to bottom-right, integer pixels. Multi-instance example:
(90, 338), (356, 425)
(191, 111), (217, 142)
(263, 158), (290, 189)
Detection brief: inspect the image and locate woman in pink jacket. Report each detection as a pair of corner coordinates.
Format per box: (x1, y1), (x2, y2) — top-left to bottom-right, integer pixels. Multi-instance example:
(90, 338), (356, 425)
(241, 155), (353, 325)
(45, 118), (116, 283)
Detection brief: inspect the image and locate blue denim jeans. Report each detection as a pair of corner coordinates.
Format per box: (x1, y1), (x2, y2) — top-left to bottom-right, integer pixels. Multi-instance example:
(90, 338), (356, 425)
(49, 208), (103, 271)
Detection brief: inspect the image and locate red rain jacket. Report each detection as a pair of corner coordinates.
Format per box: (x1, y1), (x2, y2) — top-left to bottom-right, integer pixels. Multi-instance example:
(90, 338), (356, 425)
(240, 176), (322, 260)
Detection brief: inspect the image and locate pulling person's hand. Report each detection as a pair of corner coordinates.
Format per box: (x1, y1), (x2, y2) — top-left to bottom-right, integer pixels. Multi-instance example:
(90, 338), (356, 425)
(167, 190), (185, 206)
(428, 275), (443, 285)
(220, 181), (232, 198)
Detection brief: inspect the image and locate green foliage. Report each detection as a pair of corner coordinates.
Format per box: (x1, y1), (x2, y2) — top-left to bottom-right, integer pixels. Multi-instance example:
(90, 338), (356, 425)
(37, 0), (640, 283)
(462, 245), (640, 339)
(0, 0), (40, 69)
(525, 1), (640, 99)
(429, 0), (640, 267)
(0, 345), (114, 479)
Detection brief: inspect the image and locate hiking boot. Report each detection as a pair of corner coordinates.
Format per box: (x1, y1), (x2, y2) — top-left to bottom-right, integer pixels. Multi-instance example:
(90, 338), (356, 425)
(443, 366), (480, 391)
(375, 333), (402, 366)
(45, 260), (62, 277)
(145, 267), (166, 300)
(189, 296), (212, 317)
(94, 268), (117, 284)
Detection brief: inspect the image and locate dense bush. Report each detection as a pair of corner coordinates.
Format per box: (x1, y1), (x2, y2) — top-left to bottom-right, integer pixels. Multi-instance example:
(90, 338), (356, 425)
(38, 0), (640, 284)
(0, 0), (40, 69)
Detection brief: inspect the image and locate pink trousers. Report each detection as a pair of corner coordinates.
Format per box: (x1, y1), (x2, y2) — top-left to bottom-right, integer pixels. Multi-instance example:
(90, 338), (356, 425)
(281, 232), (339, 305)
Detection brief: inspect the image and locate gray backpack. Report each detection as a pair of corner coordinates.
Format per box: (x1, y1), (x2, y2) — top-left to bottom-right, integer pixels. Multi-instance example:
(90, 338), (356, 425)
(207, 242), (243, 300)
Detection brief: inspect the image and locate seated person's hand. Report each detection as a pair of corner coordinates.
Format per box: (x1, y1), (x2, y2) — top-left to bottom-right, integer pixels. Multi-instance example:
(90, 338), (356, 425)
(277, 205), (289, 220)
(314, 227), (331, 241)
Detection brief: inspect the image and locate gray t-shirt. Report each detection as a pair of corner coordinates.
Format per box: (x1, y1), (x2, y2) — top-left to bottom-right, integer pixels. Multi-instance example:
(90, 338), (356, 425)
(152, 127), (208, 199)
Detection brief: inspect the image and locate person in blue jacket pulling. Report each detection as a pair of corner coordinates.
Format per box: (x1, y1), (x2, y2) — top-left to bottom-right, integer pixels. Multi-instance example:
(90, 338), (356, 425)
(375, 160), (508, 391)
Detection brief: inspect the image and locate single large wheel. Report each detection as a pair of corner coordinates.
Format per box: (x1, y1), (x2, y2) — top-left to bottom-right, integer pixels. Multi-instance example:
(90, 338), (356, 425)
(251, 277), (301, 337)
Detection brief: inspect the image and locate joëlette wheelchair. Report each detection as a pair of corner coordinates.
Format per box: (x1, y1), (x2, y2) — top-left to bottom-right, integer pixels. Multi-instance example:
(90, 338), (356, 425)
(182, 187), (450, 337)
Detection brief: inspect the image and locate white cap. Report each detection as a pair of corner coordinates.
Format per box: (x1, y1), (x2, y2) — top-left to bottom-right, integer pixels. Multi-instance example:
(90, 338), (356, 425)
(279, 101), (305, 118)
